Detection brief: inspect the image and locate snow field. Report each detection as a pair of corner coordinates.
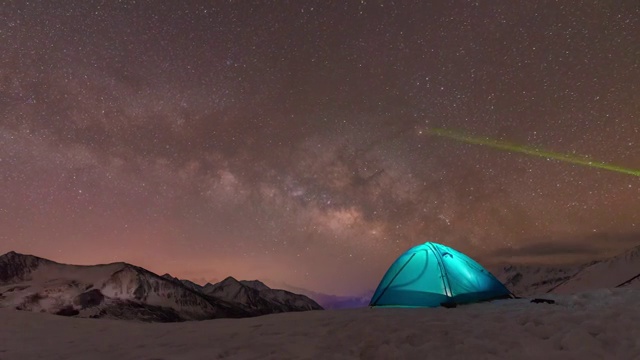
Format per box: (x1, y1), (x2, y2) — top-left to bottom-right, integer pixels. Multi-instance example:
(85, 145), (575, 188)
(1, 288), (639, 360)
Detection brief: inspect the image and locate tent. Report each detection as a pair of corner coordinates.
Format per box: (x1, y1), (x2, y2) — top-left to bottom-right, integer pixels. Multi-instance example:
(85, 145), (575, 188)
(369, 242), (510, 307)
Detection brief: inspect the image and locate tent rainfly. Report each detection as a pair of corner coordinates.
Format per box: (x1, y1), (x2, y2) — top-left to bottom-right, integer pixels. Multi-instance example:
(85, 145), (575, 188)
(370, 242), (511, 307)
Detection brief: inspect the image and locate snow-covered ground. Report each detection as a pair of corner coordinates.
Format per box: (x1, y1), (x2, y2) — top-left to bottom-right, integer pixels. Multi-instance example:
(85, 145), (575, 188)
(2, 288), (639, 360)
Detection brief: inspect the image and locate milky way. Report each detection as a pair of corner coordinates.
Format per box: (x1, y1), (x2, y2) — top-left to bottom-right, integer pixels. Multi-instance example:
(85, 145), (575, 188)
(1, 1), (638, 295)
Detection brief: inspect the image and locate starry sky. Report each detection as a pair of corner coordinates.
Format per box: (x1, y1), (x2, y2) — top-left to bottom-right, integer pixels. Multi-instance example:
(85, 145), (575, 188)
(1, 1), (639, 296)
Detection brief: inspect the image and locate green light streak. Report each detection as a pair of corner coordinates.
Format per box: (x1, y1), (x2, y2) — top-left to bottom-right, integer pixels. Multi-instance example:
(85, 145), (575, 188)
(428, 128), (640, 177)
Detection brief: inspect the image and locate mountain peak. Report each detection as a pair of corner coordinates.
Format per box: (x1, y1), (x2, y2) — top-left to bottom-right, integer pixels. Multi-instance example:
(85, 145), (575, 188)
(240, 280), (270, 291)
(1, 251), (23, 259)
(1, 251), (60, 266)
(220, 276), (240, 284)
(1, 251), (323, 320)
(0, 251), (46, 262)
(202, 276), (241, 293)
(161, 273), (177, 280)
(614, 244), (640, 260)
(0, 251), (51, 284)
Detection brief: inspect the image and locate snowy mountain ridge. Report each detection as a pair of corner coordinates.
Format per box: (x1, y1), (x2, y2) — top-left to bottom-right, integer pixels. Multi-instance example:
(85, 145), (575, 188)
(549, 244), (640, 294)
(266, 280), (374, 309)
(495, 244), (640, 297)
(202, 276), (321, 314)
(0, 251), (322, 322)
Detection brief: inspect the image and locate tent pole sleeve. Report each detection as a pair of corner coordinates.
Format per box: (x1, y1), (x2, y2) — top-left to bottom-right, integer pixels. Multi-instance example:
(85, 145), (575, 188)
(428, 243), (452, 298)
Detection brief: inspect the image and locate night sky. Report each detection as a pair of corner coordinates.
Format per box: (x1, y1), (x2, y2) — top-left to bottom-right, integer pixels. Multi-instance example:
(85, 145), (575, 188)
(1, 1), (638, 296)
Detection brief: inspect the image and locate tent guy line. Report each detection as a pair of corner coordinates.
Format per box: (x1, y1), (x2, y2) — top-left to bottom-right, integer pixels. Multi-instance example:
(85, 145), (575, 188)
(422, 127), (640, 177)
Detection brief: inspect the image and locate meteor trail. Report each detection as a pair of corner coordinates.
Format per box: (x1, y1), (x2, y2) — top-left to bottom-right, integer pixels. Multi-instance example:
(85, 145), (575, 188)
(427, 128), (640, 177)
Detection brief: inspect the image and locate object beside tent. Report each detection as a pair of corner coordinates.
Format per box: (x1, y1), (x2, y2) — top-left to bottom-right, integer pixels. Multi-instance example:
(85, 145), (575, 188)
(370, 242), (511, 307)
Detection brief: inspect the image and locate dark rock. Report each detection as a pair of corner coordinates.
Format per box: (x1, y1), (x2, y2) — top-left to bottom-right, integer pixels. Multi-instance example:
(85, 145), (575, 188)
(530, 298), (556, 304)
(73, 289), (105, 309)
(505, 272), (523, 286)
(56, 306), (79, 317)
(92, 301), (184, 322)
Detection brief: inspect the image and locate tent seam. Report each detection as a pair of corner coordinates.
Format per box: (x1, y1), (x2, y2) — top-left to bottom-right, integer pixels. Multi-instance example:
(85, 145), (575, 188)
(370, 253), (416, 306)
(429, 243), (452, 299)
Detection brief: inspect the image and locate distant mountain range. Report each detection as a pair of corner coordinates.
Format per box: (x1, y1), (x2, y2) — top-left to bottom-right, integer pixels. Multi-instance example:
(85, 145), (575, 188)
(0, 251), (322, 322)
(495, 244), (640, 297)
(3, 243), (638, 321)
(268, 281), (373, 310)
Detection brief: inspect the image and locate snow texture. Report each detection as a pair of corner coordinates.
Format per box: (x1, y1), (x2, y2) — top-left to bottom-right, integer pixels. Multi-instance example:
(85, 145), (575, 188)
(203, 276), (321, 314)
(0, 288), (639, 360)
(495, 264), (584, 296)
(495, 245), (640, 297)
(0, 252), (321, 321)
(551, 245), (640, 293)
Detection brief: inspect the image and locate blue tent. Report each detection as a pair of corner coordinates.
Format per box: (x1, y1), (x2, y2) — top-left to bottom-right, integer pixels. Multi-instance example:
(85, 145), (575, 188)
(370, 242), (510, 307)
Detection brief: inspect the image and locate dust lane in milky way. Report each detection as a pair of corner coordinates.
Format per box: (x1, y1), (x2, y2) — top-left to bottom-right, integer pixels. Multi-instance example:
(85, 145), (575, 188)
(1, 1), (638, 295)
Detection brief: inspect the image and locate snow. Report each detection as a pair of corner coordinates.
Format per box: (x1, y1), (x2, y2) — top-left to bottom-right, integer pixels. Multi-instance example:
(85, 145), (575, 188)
(0, 259), (220, 319)
(494, 245), (640, 297)
(495, 264), (583, 297)
(551, 246), (640, 294)
(620, 275), (640, 289)
(1, 288), (639, 360)
(1, 252), (322, 321)
(0, 261), (124, 309)
(240, 280), (271, 291)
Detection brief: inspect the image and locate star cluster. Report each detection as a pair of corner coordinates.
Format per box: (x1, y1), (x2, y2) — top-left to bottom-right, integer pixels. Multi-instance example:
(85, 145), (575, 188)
(1, 1), (638, 295)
